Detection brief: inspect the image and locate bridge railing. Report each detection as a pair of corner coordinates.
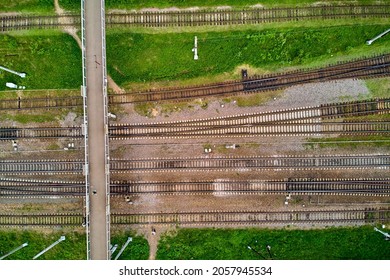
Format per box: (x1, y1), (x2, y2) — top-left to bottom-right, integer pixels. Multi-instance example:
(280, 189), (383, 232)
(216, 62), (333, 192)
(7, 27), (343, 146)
(101, 0), (111, 261)
(80, 0), (91, 260)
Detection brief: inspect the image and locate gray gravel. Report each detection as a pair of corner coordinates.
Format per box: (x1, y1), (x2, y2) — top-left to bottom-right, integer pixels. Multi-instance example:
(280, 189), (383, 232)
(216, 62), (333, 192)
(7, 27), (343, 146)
(269, 78), (370, 109)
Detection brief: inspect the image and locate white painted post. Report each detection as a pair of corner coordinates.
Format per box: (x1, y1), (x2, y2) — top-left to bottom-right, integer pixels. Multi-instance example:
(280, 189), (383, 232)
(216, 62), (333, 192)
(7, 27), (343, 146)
(192, 36), (198, 60)
(0, 243), (28, 260)
(32, 236), (66, 260)
(114, 237), (132, 260)
(0, 66), (26, 78)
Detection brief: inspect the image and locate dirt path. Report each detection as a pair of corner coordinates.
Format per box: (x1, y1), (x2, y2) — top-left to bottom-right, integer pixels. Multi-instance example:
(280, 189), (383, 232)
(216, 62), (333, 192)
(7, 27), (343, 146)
(54, 0), (124, 94)
(136, 226), (166, 260)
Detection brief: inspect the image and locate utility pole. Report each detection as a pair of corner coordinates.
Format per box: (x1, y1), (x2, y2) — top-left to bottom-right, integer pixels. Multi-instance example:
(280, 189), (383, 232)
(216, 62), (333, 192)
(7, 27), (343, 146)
(114, 237), (133, 260)
(266, 244), (273, 259)
(0, 242), (28, 260)
(366, 28), (390, 45)
(0, 65), (26, 78)
(374, 227), (390, 240)
(33, 236), (66, 260)
(247, 245), (266, 259)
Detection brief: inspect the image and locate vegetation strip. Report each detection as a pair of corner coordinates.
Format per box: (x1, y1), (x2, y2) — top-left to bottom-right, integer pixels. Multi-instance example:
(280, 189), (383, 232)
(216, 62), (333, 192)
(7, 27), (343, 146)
(156, 226), (390, 260)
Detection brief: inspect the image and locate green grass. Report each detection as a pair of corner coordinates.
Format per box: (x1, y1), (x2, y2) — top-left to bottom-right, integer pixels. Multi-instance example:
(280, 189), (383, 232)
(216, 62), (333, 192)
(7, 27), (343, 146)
(232, 91), (283, 107)
(0, 89), (80, 101)
(156, 226), (390, 260)
(59, 0), (384, 11)
(0, 111), (64, 124)
(110, 231), (150, 260)
(305, 135), (390, 149)
(0, 31), (82, 91)
(0, 230), (86, 260)
(366, 77), (390, 99)
(106, 24), (390, 88)
(133, 98), (209, 117)
(0, 0), (54, 14)
(0, 229), (149, 260)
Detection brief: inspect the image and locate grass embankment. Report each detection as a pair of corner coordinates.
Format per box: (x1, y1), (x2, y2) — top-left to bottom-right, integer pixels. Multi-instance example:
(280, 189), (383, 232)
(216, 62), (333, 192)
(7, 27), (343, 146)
(0, 229), (149, 260)
(0, 0), (54, 14)
(0, 31), (81, 91)
(156, 226), (390, 260)
(59, 0), (384, 11)
(107, 24), (390, 89)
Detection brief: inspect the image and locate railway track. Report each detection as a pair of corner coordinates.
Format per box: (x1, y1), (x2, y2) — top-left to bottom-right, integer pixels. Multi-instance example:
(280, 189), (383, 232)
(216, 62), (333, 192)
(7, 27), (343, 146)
(1, 121), (389, 141)
(111, 54), (390, 103)
(0, 96), (83, 111)
(0, 126), (82, 140)
(1, 5), (389, 31)
(0, 208), (389, 226)
(116, 98), (390, 128)
(110, 154), (390, 173)
(110, 121), (390, 139)
(0, 159), (84, 175)
(0, 154), (388, 175)
(1, 98), (389, 140)
(112, 208), (390, 225)
(1, 178), (389, 197)
(0, 55), (389, 111)
(110, 178), (390, 196)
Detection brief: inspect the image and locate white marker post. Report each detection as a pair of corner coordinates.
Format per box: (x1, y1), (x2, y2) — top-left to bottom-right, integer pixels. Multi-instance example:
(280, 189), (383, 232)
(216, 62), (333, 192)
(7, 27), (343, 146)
(0, 66), (26, 78)
(192, 36), (198, 60)
(0, 242), (28, 260)
(33, 236), (66, 260)
(366, 28), (390, 45)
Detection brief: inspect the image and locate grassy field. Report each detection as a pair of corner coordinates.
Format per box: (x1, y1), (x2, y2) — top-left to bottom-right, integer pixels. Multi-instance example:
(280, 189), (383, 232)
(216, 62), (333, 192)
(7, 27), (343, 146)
(0, 229), (149, 260)
(0, 31), (81, 91)
(0, 0), (54, 14)
(156, 226), (390, 260)
(106, 24), (390, 88)
(59, 0), (384, 11)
